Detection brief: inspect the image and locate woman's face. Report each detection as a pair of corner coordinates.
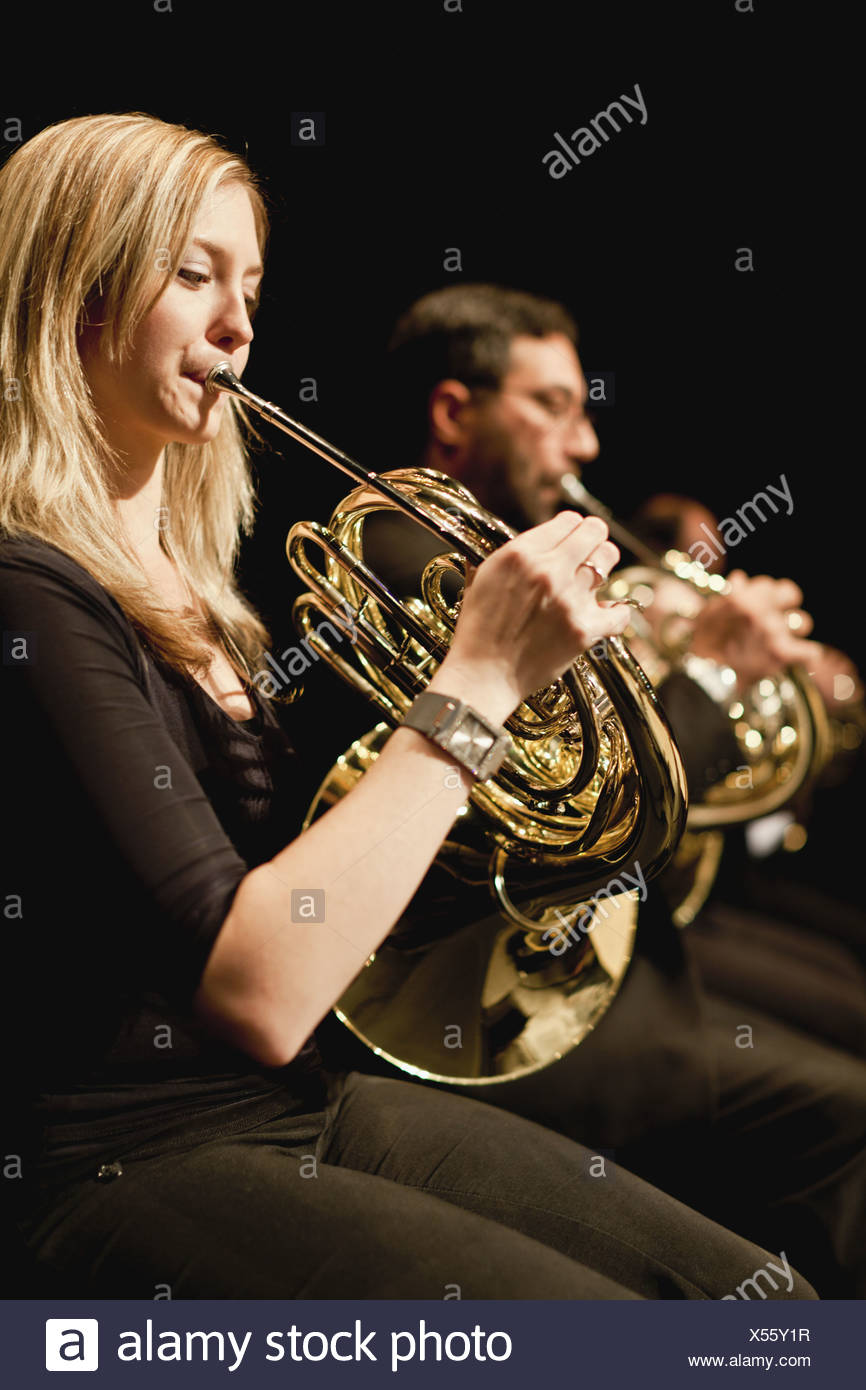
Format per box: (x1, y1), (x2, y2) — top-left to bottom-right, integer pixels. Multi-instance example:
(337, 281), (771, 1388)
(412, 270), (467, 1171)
(80, 181), (262, 460)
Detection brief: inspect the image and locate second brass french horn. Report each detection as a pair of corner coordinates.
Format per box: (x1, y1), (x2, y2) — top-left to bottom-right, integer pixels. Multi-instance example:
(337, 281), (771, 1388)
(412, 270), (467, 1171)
(560, 474), (832, 925)
(207, 363), (687, 1088)
(560, 473), (831, 828)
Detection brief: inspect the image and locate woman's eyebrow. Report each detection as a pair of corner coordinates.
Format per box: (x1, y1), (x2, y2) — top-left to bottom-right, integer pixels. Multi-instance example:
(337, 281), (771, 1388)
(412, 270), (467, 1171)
(190, 236), (263, 276)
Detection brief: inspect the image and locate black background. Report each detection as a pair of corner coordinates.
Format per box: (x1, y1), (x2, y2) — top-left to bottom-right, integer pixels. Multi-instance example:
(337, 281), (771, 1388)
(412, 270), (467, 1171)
(2, 0), (850, 771)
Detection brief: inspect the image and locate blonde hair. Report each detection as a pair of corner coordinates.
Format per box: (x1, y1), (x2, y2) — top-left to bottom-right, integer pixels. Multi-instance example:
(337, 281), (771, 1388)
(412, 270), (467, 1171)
(0, 111), (277, 690)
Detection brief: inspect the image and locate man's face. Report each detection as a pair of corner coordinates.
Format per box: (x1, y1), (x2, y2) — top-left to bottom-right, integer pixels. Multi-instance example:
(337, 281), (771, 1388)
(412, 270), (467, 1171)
(458, 333), (601, 530)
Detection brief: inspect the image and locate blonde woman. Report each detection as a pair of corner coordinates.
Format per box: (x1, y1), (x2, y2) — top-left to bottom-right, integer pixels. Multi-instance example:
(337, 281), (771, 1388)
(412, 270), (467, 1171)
(0, 114), (815, 1300)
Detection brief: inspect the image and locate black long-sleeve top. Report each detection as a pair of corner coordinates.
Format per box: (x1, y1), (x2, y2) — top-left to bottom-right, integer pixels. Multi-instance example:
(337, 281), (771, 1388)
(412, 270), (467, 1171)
(1, 524), (719, 1224)
(0, 535), (326, 1216)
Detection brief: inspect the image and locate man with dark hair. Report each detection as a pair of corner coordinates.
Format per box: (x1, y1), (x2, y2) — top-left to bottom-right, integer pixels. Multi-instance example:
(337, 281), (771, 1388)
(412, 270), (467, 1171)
(368, 285), (866, 989)
(370, 286), (589, 595)
(368, 287), (834, 802)
(385, 284), (579, 486)
(323, 282), (866, 1299)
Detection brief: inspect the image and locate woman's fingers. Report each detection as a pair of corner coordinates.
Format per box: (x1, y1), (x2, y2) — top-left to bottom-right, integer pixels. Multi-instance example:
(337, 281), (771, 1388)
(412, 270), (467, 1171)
(515, 510), (611, 565)
(515, 508), (588, 553)
(459, 514), (636, 696)
(541, 515), (619, 593)
(499, 513), (620, 605)
(595, 599), (633, 638)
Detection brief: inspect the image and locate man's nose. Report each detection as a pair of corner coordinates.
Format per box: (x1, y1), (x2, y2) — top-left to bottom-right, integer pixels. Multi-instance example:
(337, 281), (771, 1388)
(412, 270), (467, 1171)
(564, 414), (600, 465)
(553, 415), (600, 475)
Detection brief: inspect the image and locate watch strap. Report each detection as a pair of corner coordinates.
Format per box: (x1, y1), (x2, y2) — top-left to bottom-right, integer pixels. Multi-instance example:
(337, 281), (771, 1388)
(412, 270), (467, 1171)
(402, 690), (512, 782)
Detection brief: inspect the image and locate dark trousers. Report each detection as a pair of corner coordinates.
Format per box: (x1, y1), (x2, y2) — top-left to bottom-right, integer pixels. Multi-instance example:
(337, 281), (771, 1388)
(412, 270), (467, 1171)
(14, 1071), (815, 1301)
(507, 990), (866, 1301)
(685, 900), (866, 1057)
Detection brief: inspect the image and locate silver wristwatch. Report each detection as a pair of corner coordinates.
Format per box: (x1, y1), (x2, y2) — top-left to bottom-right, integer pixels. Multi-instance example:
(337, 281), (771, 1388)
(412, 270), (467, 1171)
(401, 690), (512, 782)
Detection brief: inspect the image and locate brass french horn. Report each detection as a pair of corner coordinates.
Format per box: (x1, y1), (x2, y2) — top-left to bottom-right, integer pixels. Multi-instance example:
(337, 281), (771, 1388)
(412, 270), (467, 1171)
(207, 363), (688, 1086)
(560, 474), (832, 924)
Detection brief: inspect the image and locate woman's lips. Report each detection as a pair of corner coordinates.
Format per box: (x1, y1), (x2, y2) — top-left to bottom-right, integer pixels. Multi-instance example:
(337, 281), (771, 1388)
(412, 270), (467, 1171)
(184, 367), (229, 390)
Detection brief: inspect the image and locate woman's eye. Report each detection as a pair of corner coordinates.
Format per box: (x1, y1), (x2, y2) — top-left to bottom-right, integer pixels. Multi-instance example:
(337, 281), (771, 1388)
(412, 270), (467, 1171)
(178, 268), (210, 286)
(177, 269), (258, 316)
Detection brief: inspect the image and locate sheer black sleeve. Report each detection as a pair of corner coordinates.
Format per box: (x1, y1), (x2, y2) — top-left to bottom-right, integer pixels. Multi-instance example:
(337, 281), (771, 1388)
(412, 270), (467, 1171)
(0, 538), (250, 1008)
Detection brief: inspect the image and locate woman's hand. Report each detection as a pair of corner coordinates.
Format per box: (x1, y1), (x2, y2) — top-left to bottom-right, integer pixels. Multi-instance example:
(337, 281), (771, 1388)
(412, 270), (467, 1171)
(432, 511), (632, 720)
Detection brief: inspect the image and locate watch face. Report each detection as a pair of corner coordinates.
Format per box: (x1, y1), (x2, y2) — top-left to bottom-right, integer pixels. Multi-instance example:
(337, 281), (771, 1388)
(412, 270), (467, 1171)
(449, 713), (495, 767)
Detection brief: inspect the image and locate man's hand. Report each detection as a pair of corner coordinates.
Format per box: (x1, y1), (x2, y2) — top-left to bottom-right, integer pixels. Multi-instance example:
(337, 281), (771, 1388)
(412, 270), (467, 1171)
(805, 644), (864, 712)
(688, 571), (822, 695)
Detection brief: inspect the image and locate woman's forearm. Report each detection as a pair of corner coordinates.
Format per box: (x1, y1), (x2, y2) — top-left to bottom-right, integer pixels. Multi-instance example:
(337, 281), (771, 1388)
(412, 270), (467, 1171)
(193, 663), (516, 1067)
(194, 512), (632, 1067)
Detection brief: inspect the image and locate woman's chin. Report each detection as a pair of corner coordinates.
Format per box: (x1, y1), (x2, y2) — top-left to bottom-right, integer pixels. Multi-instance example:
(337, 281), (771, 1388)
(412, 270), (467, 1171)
(172, 416), (223, 446)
